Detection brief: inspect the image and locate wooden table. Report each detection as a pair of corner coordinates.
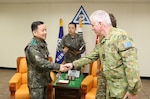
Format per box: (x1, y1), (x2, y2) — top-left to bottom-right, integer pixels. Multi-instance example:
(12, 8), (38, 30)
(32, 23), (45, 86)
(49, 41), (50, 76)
(53, 73), (84, 99)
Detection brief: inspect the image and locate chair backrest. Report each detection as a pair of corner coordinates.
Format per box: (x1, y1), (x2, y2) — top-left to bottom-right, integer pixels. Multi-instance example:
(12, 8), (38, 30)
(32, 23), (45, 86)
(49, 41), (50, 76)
(16, 57), (53, 73)
(16, 56), (53, 84)
(16, 57), (28, 84)
(18, 57), (27, 73)
(89, 61), (98, 88)
(48, 57), (53, 63)
(89, 61), (98, 77)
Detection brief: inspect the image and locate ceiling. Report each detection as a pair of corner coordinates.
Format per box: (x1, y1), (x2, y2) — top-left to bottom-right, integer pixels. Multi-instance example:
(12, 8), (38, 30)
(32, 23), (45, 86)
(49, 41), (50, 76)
(0, 0), (150, 3)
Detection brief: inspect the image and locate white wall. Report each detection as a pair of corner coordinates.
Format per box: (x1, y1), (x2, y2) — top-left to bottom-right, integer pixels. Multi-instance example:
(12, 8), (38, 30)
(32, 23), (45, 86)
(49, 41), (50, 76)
(0, 2), (150, 77)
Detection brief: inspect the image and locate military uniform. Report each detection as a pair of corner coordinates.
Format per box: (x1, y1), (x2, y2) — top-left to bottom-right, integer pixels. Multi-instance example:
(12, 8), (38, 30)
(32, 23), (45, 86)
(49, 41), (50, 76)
(24, 37), (60, 99)
(58, 33), (86, 63)
(73, 27), (142, 99)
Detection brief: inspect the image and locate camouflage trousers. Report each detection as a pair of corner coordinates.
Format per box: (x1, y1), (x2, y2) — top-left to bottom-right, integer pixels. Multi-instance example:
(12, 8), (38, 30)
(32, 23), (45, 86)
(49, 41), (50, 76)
(96, 71), (106, 99)
(28, 86), (48, 99)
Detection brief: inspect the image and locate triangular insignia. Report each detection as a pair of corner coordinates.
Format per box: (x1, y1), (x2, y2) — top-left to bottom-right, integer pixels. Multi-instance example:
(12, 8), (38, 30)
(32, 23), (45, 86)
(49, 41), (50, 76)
(72, 5), (90, 25)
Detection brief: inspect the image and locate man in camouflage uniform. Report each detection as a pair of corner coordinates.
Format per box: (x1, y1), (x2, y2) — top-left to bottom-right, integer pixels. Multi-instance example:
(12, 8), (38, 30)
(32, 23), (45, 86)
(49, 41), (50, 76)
(96, 13), (117, 99)
(24, 21), (67, 99)
(58, 22), (86, 69)
(65, 10), (142, 99)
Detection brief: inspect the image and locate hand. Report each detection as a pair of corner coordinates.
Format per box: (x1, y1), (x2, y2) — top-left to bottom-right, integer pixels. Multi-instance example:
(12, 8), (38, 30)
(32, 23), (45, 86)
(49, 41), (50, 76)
(74, 51), (80, 55)
(59, 64), (68, 72)
(123, 92), (137, 99)
(63, 47), (68, 53)
(64, 63), (73, 70)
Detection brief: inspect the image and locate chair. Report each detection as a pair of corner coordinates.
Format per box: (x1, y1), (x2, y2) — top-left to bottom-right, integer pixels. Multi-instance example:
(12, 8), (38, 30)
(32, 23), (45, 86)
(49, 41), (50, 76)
(81, 61), (99, 99)
(9, 56), (55, 99)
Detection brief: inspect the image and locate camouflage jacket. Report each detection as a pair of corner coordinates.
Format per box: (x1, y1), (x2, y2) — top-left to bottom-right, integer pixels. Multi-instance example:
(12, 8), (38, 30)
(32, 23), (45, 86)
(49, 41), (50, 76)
(58, 33), (86, 63)
(73, 27), (142, 98)
(24, 37), (60, 88)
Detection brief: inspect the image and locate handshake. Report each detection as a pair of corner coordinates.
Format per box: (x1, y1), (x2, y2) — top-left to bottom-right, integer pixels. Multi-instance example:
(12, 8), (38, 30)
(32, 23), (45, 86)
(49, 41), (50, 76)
(59, 63), (74, 72)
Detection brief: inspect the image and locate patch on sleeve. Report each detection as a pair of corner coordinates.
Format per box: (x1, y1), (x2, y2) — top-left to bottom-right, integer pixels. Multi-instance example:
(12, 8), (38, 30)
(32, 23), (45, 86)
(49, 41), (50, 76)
(123, 41), (132, 49)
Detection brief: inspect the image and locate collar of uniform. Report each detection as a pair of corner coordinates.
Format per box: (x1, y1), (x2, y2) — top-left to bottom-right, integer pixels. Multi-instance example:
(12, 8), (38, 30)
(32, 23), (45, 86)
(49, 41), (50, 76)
(33, 37), (47, 47)
(100, 27), (114, 44)
(67, 33), (78, 39)
(99, 36), (104, 44)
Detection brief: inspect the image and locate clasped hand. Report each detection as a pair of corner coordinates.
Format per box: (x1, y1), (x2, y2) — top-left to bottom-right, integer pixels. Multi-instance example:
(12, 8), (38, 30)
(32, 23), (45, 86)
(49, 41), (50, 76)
(123, 92), (137, 99)
(59, 63), (73, 72)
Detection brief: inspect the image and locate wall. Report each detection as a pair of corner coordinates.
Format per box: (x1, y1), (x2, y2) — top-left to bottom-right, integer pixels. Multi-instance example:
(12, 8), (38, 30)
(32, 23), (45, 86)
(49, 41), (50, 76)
(0, 2), (150, 76)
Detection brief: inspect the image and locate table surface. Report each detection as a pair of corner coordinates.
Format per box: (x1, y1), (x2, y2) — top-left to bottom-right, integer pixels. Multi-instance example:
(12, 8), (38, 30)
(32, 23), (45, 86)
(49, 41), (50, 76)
(53, 73), (84, 89)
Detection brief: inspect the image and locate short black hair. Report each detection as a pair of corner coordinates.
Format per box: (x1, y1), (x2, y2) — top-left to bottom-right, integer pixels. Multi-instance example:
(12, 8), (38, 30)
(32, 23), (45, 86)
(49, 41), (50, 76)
(31, 21), (44, 32)
(68, 22), (77, 28)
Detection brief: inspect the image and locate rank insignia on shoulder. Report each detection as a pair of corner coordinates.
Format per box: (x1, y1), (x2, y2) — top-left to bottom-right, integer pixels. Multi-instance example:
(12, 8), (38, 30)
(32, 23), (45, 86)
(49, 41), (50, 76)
(30, 40), (36, 46)
(122, 35), (126, 40)
(123, 42), (132, 49)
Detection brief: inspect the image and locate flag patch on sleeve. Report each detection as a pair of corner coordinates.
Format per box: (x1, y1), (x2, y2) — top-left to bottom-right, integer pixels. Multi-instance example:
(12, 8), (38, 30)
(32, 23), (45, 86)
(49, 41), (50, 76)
(123, 42), (132, 49)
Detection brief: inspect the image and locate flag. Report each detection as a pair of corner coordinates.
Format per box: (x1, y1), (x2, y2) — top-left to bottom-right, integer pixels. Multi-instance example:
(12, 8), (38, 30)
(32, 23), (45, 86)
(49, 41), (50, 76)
(55, 18), (64, 64)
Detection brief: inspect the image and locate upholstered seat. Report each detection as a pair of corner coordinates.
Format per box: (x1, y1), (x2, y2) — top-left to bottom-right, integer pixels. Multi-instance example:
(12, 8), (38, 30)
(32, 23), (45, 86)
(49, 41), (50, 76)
(9, 56), (55, 99)
(81, 61), (99, 99)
